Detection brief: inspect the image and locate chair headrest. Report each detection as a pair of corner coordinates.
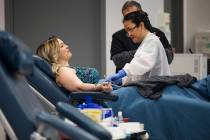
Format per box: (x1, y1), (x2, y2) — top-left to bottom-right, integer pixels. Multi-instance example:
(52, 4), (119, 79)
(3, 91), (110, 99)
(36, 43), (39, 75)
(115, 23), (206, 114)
(0, 31), (33, 75)
(32, 55), (55, 79)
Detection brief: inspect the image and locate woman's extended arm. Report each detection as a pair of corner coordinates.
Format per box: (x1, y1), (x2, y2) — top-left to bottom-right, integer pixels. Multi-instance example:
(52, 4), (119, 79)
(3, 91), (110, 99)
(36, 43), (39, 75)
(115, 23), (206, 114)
(56, 67), (112, 92)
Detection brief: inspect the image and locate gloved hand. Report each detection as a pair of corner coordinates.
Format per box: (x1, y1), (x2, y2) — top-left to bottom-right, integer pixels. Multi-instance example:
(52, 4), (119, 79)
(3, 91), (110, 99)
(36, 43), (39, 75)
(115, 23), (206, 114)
(106, 69), (126, 85)
(112, 78), (123, 85)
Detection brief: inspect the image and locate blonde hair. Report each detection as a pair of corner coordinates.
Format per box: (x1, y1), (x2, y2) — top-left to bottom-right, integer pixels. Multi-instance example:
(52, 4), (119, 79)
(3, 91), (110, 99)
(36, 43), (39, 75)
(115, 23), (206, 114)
(36, 36), (62, 76)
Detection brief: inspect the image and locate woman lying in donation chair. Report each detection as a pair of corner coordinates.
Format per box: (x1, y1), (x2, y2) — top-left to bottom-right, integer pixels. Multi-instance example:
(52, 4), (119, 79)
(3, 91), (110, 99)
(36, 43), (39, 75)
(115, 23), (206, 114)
(36, 36), (112, 93)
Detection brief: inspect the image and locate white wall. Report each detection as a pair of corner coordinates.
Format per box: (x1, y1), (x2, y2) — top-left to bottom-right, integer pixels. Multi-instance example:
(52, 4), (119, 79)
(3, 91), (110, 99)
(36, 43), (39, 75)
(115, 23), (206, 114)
(184, 0), (210, 52)
(0, 0), (5, 30)
(105, 0), (164, 75)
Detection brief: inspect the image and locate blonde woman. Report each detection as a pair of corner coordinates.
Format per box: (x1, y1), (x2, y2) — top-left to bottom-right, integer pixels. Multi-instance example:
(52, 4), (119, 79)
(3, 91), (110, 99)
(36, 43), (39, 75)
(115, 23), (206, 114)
(36, 36), (112, 92)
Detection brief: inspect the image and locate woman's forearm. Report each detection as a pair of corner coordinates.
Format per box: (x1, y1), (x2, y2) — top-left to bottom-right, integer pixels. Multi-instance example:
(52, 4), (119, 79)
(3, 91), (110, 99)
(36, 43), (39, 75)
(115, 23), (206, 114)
(77, 83), (101, 91)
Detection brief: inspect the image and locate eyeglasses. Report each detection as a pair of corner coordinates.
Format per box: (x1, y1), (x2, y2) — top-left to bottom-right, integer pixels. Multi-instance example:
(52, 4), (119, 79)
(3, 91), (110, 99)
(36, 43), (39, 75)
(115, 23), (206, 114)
(126, 25), (137, 36)
(39, 36), (57, 47)
(47, 36), (57, 42)
(45, 36), (57, 43)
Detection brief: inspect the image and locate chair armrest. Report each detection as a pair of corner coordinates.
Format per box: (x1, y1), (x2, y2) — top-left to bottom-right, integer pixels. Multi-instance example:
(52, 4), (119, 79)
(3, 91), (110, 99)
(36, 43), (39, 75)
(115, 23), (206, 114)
(70, 91), (118, 102)
(56, 102), (112, 140)
(37, 111), (99, 140)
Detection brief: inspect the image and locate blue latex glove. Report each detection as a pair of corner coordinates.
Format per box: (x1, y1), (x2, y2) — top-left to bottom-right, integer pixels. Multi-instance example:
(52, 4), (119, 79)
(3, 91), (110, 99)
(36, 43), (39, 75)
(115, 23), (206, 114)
(112, 78), (123, 85)
(106, 70), (126, 85)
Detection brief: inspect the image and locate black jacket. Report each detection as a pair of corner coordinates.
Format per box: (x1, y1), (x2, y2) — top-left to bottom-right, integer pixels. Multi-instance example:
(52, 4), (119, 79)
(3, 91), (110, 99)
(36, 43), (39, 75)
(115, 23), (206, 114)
(110, 27), (174, 72)
(125, 74), (197, 100)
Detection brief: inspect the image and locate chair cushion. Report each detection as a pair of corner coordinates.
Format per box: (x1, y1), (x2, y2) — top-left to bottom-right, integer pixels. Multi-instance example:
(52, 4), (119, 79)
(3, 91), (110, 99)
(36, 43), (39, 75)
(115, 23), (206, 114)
(32, 55), (55, 79)
(0, 31), (33, 75)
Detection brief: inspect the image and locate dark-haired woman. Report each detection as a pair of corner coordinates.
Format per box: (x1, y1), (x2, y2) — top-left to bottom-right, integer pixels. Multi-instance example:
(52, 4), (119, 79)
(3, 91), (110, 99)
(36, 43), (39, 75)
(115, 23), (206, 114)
(107, 11), (171, 85)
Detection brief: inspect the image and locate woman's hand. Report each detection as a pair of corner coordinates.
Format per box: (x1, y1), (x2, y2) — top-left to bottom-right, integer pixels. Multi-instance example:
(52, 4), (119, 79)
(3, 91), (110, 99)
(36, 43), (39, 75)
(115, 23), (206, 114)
(96, 82), (112, 93)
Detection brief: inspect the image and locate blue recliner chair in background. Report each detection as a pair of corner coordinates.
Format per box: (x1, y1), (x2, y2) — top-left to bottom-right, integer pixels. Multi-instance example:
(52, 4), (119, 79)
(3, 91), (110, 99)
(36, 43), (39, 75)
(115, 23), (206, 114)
(0, 31), (112, 140)
(26, 54), (118, 107)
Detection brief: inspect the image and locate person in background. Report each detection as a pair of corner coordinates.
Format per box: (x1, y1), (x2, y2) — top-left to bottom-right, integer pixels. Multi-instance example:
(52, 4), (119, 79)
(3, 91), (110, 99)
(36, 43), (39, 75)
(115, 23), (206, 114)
(111, 0), (174, 73)
(107, 11), (171, 85)
(36, 36), (112, 92)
